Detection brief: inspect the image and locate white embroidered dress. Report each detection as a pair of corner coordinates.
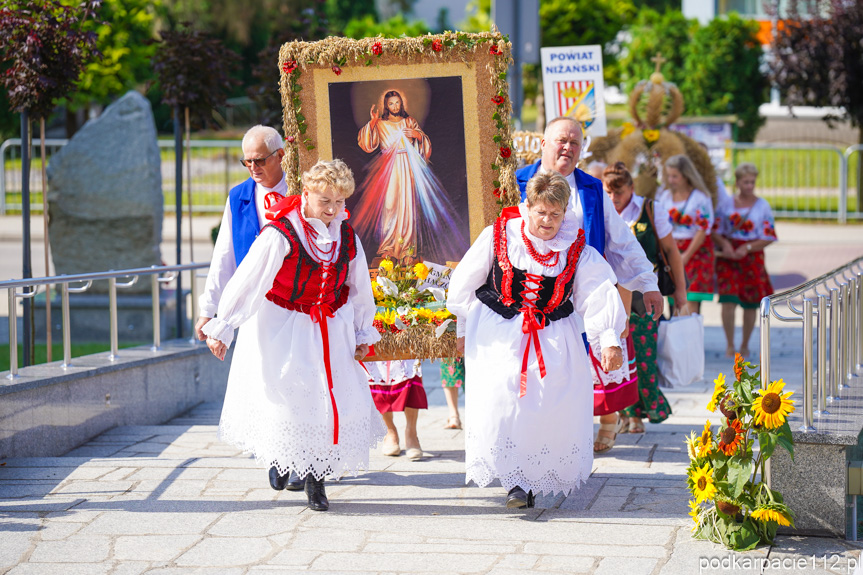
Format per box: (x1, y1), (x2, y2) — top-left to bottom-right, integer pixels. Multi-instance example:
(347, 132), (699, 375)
(447, 205), (626, 495)
(202, 198), (385, 479)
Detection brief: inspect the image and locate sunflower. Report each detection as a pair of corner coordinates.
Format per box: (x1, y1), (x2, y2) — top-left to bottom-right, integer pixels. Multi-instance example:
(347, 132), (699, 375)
(684, 431), (699, 461)
(643, 129), (660, 143)
(688, 499), (701, 531)
(690, 463), (717, 504)
(752, 379), (795, 429)
(751, 504), (793, 527)
(717, 418), (745, 456)
(733, 353), (746, 381)
(707, 374), (726, 412)
(695, 420), (713, 457)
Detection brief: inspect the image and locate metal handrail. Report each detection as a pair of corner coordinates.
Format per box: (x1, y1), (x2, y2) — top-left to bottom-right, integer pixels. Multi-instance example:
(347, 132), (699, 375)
(2, 262), (209, 378)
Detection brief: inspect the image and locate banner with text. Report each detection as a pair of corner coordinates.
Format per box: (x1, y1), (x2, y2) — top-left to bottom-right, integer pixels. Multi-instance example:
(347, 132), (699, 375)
(540, 45), (607, 136)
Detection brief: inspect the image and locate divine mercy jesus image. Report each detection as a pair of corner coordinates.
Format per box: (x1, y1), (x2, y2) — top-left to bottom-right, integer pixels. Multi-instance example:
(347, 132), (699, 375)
(339, 81), (469, 265)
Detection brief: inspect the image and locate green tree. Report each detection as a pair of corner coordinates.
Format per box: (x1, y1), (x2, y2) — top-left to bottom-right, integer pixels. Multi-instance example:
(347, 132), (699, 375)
(343, 14), (430, 39)
(71, 0), (158, 109)
(619, 7), (695, 93)
(540, 0), (636, 86)
(325, 0), (376, 30)
(458, 0), (491, 33)
(681, 13), (766, 141)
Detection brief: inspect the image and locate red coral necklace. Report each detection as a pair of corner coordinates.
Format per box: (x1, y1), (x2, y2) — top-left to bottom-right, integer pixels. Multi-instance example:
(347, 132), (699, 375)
(521, 221), (560, 267)
(301, 216), (338, 264)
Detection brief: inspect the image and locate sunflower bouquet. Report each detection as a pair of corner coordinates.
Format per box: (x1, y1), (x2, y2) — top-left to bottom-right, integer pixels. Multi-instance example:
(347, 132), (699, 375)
(370, 259), (457, 357)
(686, 354), (796, 551)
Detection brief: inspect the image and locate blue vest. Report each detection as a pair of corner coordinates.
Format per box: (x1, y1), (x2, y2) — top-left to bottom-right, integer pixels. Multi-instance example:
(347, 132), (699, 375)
(516, 160), (607, 256)
(228, 177), (260, 266)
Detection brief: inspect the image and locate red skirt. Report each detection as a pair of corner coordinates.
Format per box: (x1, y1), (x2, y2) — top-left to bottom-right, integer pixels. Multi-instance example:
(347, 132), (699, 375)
(370, 377), (428, 413)
(677, 235), (715, 297)
(716, 239), (773, 308)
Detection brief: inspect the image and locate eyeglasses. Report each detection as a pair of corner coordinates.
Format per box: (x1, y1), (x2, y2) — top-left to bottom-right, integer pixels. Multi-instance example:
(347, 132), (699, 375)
(240, 149), (278, 168)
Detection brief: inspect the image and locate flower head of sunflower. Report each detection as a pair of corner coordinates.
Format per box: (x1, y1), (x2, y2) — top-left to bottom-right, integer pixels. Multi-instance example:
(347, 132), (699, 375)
(707, 374), (726, 412)
(684, 431), (700, 461)
(751, 503), (794, 527)
(718, 418), (745, 456)
(689, 462), (717, 504)
(752, 379), (795, 429)
(696, 420), (713, 458)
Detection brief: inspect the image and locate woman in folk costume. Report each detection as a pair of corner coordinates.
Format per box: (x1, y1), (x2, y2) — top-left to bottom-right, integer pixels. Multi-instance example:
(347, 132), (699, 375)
(365, 359), (427, 460)
(204, 159), (385, 512)
(353, 89), (467, 264)
(447, 171), (626, 508)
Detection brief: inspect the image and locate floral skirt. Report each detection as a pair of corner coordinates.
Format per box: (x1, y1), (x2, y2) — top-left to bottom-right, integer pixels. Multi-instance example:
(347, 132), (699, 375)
(716, 239), (773, 308)
(677, 235), (715, 300)
(621, 313), (672, 423)
(440, 357), (465, 388)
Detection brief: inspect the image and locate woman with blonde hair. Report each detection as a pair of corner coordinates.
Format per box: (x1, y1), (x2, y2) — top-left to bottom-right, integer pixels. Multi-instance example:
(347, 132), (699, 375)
(714, 162), (777, 357)
(204, 159), (385, 512)
(656, 154), (715, 314)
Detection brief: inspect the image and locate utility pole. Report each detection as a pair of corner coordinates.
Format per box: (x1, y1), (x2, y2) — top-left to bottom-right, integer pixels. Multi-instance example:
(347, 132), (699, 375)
(492, 0), (540, 129)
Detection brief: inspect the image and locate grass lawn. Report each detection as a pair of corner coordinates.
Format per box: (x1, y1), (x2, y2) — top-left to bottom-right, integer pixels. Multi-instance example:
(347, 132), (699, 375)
(0, 342), (143, 373)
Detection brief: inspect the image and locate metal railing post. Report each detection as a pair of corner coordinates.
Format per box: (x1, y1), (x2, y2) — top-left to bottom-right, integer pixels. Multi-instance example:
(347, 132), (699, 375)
(188, 267), (199, 344)
(848, 277), (860, 381)
(830, 288), (842, 400)
(839, 151), (848, 224)
(760, 297), (772, 487)
(801, 298), (815, 432)
(7, 288), (17, 378)
(151, 272), (161, 351)
(857, 272), (863, 373)
(816, 294), (831, 416)
(108, 277), (118, 361)
(840, 282), (851, 389)
(61, 283), (72, 368)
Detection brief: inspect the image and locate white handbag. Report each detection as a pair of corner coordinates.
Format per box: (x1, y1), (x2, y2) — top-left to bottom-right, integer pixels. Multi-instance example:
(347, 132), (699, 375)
(657, 312), (704, 388)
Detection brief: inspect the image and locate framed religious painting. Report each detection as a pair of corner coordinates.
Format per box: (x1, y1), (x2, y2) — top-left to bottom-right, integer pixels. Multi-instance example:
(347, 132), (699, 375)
(278, 32), (518, 359)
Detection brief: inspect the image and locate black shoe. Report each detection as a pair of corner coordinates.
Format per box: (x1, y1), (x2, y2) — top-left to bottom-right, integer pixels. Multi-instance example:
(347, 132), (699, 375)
(304, 474), (329, 511)
(268, 466), (290, 491)
(505, 486), (535, 508)
(284, 471), (305, 491)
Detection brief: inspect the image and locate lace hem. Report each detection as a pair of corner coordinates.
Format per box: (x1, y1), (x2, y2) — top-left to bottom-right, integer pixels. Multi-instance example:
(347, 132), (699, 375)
(218, 403), (386, 480)
(355, 326), (382, 346)
(201, 317), (234, 346)
(465, 458), (588, 497)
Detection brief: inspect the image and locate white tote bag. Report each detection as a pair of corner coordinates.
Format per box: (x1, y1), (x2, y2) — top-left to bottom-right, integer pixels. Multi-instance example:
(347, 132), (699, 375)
(657, 313), (704, 388)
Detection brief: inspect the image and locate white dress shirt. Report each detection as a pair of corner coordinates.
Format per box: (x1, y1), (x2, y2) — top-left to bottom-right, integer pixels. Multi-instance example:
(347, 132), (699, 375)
(560, 170), (660, 294)
(198, 174), (287, 319)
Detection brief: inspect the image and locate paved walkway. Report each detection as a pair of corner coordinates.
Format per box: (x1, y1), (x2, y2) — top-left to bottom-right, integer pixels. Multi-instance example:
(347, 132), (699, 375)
(2, 344), (863, 574)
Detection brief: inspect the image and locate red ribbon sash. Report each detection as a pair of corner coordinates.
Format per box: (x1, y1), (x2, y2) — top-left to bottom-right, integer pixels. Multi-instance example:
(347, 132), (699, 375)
(310, 303), (339, 444)
(518, 272), (548, 398)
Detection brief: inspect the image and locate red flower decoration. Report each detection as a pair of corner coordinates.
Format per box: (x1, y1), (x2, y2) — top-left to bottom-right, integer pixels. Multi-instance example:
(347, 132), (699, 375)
(489, 44), (503, 56)
(491, 95), (506, 106)
(499, 147), (512, 158)
(492, 187), (503, 198)
(332, 65), (342, 75)
(285, 135), (295, 143)
(764, 223), (776, 237)
(282, 60), (298, 74)
(680, 214), (693, 226)
(431, 39), (443, 52)
(742, 220), (754, 232)
(372, 42), (383, 56)
(668, 207), (681, 222)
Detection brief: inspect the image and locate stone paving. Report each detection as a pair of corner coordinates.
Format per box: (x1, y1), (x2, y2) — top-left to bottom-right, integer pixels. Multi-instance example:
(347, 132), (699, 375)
(3, 337), (863, 575)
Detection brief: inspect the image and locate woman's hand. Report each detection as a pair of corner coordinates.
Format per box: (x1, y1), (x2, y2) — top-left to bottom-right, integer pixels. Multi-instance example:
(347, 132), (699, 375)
(207, 338), (227, 361)
(354, 343), (370, 361)
(733, 244), (750, 259)
(673, 292), (690, 315)
(457, 336), (465, 355)
(620, 320), (630, 340)
(601, 346), (623, 372)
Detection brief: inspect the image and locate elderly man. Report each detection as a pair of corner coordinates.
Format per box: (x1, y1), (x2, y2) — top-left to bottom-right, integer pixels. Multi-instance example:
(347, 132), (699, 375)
(517, 117), (662, 451)
(195, 125), (304, 492)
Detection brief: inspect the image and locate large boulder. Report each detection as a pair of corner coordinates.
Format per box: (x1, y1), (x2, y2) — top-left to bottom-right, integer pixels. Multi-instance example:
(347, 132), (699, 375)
(47, 91), (162, 290)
